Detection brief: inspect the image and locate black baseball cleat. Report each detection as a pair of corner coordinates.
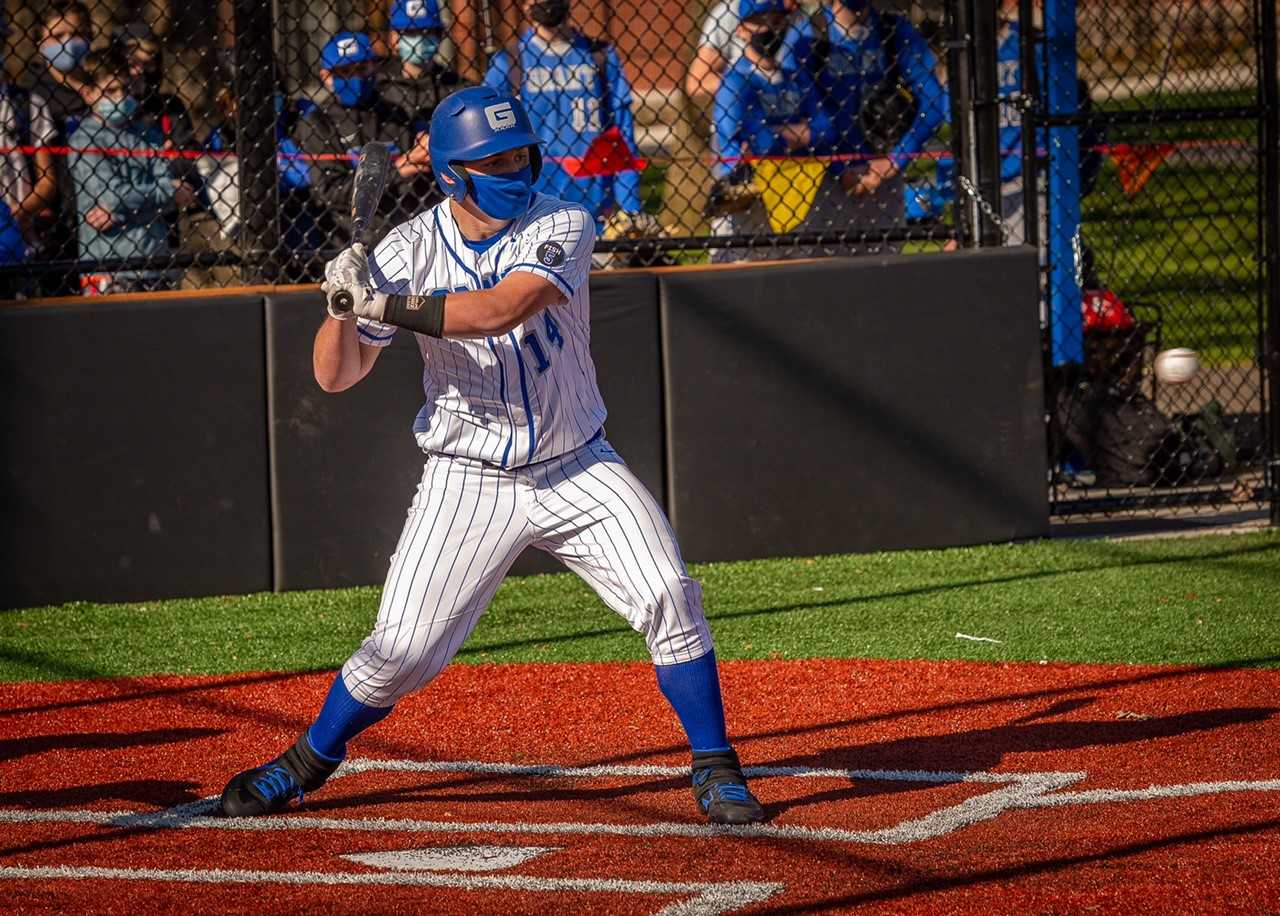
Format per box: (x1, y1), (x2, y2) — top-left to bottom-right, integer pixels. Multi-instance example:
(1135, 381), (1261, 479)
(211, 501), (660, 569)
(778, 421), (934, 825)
(691, 748), (766, 825)
(219, 734), (341, 817)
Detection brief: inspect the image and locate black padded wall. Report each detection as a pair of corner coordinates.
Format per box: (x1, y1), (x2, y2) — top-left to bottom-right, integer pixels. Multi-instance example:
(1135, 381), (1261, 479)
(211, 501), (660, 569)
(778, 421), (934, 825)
(0, 296), (271, 607)
(266, 272), (664, 590)
(660, 248), (1048, 563)
(265, 289), (430, 590)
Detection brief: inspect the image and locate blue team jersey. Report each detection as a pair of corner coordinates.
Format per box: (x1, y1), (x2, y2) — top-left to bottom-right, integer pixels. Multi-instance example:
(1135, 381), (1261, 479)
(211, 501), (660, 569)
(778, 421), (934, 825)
(780, 7), (945, 169)
(484, 31), (641, 220)
(712, 57), (826, 179)
(996, 20), (1028, 182)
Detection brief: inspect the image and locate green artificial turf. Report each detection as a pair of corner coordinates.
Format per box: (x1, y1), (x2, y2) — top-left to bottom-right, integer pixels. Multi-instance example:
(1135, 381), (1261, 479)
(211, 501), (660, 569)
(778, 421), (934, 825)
(3, 530), (1278, 682)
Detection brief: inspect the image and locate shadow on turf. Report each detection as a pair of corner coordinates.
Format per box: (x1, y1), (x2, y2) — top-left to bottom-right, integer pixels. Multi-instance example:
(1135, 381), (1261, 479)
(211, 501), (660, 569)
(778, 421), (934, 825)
(754, 703), (1277, 819)
(748, 817), (1280, 914)
(0, 778), (207, 809)
(0, 668), (310, 719)
(0, 726), (225, 764)
(457, 540), (1280, 660)
(297, 702), (1275, 819)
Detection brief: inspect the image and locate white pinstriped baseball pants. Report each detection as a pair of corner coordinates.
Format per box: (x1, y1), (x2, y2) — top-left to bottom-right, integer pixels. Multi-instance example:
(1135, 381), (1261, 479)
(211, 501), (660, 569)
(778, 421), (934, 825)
(340, 436), (715, 707)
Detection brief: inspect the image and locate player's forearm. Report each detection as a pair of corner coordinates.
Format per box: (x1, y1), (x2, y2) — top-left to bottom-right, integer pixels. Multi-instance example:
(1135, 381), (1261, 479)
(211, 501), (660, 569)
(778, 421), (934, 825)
(440, 286), (541, 337)
(313, 316), (375, 392)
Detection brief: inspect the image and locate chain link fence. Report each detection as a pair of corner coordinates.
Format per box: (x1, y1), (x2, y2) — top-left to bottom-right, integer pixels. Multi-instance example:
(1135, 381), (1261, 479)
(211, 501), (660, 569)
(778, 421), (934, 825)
(0, 0), (963, 295)
(1, 0), (1276, 520)
(1033, 0), (1277, 519)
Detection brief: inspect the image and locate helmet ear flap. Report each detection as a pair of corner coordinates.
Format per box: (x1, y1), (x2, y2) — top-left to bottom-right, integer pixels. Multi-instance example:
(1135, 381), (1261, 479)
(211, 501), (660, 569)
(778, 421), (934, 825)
(441, 161), (469, 202)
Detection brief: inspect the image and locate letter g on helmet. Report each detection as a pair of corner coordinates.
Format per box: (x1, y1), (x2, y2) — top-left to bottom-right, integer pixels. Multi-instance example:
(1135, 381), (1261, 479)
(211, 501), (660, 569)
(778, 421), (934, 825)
(428, 86), (543, 202)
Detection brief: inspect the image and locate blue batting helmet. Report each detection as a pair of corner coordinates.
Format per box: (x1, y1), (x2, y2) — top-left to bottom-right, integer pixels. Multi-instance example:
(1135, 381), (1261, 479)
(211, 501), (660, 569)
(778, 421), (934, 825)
(428, 86), (543, 203)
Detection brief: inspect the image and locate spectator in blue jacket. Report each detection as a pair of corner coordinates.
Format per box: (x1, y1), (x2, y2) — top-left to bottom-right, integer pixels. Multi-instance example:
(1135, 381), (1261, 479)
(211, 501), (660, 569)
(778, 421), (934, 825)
(708, 0), (828, 260)
(69, 48), (196, 294)
(781, 0), (946, 249)
(483, 0), (644, 226)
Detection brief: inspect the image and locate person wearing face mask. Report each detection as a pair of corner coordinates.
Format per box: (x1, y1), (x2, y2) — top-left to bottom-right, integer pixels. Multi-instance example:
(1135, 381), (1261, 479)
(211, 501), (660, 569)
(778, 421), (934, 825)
(218, 85), (767, 830)
(382, 0), (468, 132)
(779, 0), (946, 254)
(381, 0), (471, 215)
(482, 0), (647, 230)
(708, 0), (829, 261)
(24, 1), (93, 294)
(295, 31), (432, 241)
(29, 1), (92, 129)
(68, 49), (197, 294)
(111, 23), (198, 191)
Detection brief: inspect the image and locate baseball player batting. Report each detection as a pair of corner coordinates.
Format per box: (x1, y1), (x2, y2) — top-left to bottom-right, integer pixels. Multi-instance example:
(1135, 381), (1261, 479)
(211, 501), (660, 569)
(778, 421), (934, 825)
(218, 86), (765, 826)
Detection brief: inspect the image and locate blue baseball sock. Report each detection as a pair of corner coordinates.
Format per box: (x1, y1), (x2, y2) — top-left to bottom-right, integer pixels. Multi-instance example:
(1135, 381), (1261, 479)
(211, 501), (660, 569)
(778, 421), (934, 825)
(306, 674), (394, 762)
(654, 650), (731, 754)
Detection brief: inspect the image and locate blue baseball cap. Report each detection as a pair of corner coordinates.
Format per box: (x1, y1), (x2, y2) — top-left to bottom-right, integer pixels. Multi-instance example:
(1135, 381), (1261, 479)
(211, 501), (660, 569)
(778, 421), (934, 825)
(390, 0), (442, 31)
(737, 0), (787, 20)
(320, 32), (376, 71)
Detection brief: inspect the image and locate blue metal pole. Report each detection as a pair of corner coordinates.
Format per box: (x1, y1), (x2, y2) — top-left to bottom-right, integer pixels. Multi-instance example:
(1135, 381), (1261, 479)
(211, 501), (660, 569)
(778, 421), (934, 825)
(1045, 0), (1083, 365)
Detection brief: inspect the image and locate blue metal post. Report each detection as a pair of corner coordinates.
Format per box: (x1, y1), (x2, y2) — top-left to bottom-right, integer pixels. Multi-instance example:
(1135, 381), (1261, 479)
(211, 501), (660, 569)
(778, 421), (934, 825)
(1045, 0), (1083, 364)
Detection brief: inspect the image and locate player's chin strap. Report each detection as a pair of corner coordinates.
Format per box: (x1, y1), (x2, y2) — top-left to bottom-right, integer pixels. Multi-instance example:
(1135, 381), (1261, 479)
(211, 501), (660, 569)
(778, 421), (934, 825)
(337, 289), (447, 338)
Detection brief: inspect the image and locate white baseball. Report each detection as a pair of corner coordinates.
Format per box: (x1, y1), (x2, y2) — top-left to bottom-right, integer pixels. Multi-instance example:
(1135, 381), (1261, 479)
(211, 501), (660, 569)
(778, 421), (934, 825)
(1154, 348), (1199, 384)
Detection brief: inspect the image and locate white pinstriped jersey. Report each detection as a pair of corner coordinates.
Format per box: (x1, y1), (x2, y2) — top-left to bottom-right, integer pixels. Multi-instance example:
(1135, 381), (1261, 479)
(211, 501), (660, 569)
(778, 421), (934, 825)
(357, 193), (608, 467)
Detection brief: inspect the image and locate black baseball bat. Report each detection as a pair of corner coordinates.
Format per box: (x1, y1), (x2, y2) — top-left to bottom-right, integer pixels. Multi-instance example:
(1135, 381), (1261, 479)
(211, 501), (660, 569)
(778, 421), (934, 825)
(330, 141), (391, 314)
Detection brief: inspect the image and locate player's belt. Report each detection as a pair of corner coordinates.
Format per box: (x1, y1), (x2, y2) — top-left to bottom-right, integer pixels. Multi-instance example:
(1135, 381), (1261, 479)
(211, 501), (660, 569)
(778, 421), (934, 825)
(433, 428), (605, 471)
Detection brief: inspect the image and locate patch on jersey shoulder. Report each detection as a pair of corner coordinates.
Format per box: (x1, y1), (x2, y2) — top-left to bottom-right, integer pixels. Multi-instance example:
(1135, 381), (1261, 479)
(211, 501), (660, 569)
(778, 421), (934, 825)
(535, 241), (566, 268)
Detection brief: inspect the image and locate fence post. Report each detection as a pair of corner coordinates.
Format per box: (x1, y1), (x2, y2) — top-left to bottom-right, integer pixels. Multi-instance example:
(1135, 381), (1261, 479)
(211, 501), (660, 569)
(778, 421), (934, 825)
(1261, 0), (1280, 527)
(971, 0), (1002, 246)
(1044, 0), (1083, 366)
(947, 0), (976, 247)
(234, 0), (280, 286)
(1017, 0), (1040, 249)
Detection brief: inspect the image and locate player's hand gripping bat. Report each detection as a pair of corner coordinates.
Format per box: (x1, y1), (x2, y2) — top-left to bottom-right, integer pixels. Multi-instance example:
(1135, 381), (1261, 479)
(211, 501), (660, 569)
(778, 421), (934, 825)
(322, 140), (448, 338)
(327, 141), (391, 315)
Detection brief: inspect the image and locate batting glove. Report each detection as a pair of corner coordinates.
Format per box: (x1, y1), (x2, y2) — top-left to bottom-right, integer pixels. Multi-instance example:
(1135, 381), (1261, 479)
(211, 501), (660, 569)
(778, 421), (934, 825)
(322, 243), (386, 321)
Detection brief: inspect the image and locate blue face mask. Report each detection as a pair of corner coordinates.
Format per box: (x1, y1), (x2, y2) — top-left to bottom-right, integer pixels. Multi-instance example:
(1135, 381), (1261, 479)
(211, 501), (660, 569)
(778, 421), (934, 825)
(468, 165), (534, 221)
(41, 37), (90, 74)
(95, 96), (139, 127)
(398, 34), (440, 66)
(331, 76), (375, 108)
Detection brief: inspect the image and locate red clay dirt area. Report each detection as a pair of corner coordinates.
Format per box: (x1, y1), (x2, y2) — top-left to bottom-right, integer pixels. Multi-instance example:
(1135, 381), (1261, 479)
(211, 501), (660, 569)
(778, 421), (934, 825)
(1, 658), (1278, 914)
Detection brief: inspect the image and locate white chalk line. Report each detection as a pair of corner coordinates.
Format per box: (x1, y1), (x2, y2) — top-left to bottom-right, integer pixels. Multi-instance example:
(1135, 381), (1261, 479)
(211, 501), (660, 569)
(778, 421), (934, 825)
(0, 865), (783, 916)
(334, 758), (1038, 784)
(4, 762), (1279, 914)
(1019, 779), (1280, 808)
(341, 845), (560, 872)
(1, 758), (1276, 847)
(0, 759), (1084, 846)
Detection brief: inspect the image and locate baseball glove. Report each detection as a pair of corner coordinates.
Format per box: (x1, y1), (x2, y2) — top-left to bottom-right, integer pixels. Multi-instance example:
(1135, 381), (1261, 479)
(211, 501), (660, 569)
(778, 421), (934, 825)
(703, 163), (761, 218)
(601, 210), (668, 242)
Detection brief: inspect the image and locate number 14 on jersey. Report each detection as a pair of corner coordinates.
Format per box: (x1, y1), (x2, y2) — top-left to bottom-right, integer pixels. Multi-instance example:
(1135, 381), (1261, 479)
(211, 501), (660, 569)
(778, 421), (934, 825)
(521, 311), (565, 374)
